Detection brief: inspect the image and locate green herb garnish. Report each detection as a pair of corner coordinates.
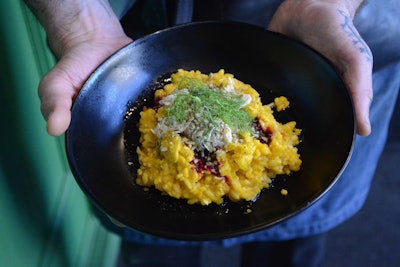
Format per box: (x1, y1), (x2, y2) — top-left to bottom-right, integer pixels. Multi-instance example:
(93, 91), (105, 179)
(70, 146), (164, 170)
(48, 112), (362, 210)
(166, 77), (253, 134)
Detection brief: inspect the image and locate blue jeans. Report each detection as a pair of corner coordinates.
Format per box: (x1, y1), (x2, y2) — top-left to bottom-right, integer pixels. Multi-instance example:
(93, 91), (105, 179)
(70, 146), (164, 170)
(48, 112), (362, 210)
(117, 233), (326, 267)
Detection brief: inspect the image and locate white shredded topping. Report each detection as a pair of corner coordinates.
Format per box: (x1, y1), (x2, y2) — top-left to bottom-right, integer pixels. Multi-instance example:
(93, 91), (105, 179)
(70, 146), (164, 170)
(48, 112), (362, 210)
(153, 82), (251, 153)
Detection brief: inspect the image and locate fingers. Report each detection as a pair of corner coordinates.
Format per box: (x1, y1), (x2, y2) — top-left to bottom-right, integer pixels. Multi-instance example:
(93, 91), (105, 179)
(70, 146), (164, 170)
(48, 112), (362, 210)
(37, 37), (132, 136)
(268, 3), (373, 136)
(39, 66), (76, 136)
(41, 93), (72, 136)
(356, 97), (372, 136)
(354, 93), (372, 137)
(334, 12), (373, 136)
(340, 56), (373, 136)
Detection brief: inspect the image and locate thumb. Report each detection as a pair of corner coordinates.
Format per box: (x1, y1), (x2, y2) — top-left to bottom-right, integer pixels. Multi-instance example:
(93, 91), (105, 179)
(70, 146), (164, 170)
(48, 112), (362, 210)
(334, 17), (373, 136)
(38, 37), (132, 136)
(341, 59), (373, 136)
(39, 63), (77, 136)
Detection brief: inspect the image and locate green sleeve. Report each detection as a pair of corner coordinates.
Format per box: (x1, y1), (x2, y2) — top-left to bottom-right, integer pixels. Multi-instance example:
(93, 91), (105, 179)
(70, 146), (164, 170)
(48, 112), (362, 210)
(0, 2), (121, 266)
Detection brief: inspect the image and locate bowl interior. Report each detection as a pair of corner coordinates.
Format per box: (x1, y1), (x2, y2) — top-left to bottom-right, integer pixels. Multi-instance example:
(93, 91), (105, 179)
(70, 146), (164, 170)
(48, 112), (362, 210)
(66, 21), (354, 241)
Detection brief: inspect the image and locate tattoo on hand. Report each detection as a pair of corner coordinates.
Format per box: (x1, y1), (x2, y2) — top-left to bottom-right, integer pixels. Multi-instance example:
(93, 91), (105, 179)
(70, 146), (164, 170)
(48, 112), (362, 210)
(338, 9), (372, 62)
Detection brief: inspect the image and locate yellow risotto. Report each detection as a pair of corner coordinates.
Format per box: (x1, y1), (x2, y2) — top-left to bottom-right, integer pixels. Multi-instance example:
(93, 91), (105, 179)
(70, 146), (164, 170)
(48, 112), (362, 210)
(136, 69), (301, 205)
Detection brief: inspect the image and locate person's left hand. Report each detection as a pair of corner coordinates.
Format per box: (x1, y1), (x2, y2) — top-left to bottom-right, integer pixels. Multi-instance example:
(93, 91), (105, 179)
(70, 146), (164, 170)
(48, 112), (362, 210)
(269, 0), (373, 136)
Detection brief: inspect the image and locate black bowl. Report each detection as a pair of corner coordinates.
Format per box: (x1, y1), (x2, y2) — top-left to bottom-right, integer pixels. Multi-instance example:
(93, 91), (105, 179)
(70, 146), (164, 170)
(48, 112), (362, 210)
(66, 21), (355, 241)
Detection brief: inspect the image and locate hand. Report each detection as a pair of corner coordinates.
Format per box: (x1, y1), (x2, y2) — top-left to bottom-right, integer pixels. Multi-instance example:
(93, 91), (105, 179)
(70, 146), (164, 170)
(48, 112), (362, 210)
(25, 0), (132, 136)
(39, 34), (132, 136)
(269, 0), (373, 136)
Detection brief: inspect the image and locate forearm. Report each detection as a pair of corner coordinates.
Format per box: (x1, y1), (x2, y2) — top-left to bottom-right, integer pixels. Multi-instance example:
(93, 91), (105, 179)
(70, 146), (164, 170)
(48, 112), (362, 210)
(23, 0), (127, 58)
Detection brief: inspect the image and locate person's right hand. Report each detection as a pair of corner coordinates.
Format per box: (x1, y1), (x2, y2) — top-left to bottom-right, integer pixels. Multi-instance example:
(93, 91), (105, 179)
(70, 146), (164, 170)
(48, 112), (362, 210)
(25, 0), (132, 136)
(39, 34), (132, 136)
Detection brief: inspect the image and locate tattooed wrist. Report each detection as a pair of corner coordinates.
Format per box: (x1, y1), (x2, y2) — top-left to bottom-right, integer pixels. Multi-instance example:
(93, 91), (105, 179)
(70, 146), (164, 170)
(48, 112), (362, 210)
(338, 9), (372, 62)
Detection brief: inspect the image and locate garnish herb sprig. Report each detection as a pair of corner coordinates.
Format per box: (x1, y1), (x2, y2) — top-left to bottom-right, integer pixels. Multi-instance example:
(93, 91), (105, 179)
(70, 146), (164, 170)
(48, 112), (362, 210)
(165, 77), (253, 137)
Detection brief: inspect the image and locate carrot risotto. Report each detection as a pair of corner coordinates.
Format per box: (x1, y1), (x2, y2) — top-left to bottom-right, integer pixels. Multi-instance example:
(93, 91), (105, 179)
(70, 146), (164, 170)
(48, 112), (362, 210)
(136, 69), (301, 205)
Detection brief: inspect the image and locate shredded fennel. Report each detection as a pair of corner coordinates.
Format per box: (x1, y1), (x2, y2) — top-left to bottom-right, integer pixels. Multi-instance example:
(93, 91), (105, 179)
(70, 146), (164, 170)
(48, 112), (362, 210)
(156, 77), (253, 151)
